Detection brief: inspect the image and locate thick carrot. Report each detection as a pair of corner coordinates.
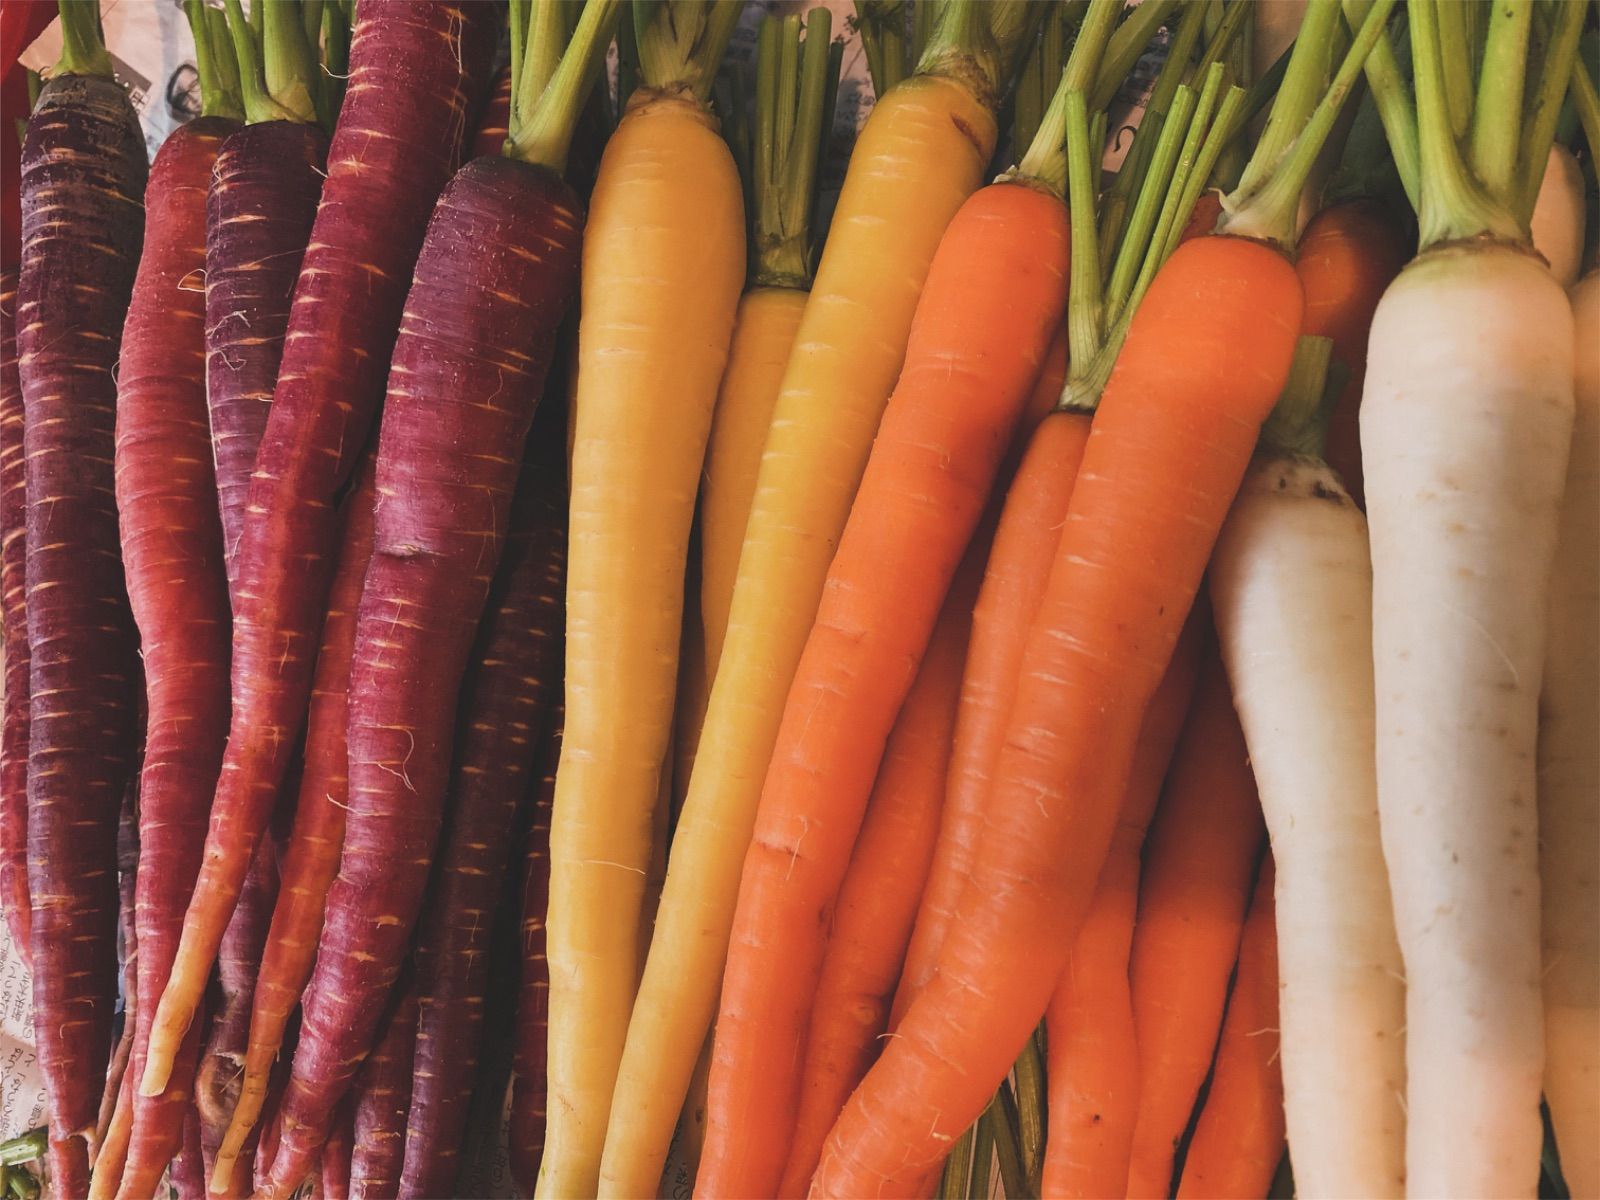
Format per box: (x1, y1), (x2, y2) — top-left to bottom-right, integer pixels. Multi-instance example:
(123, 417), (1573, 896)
(702, 173), (1071, 1200)
(1176, 856), (1285, 1200)
(470, 65), (512, 161)
(17, 16), (149, 1176)
(1042, 610), (1205, 1199)
(509, 705), (561, 1197)
(142, 0), (498, 1097)
(209, 457), (376, 1189)
(398, 404), (568, 1199)
(263, 8), (603, 1184)
(811, 234), (1303, 1199)
(105, 102), (239, 1200)
(0, 259), (26, 963)
(1294, 198), (1407, 506)
(776, 546), (979, 1198)
(347, 980), (419, 1200)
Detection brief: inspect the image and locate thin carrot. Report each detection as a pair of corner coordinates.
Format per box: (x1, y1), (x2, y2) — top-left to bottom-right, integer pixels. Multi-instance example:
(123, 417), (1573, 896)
(347, 978), (419, 1200)
(1176, 856), (1285, 1200)
(0, 162), (26, 962)
(1125, 656), (1267, 1199)
(1042, 609), (1205, 1199)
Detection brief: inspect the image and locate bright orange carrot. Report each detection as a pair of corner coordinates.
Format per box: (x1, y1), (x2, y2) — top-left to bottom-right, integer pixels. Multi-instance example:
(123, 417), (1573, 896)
(1177, 855), (1285, 1200)
(776, 535), (981, 1198)
(810, 233), (1302, 1199)
(700, 174), (1071, 1198)
(1124, 655), (1268, 1200)
(1294, 198), (1407, 506)
(1041, 609), (1205, 1199)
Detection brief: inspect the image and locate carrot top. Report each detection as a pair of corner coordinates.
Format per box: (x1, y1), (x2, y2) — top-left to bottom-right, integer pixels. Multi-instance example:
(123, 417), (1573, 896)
(631, 0), (742, 102)
(182, 0), (242, 121)
(223, 0), (317, 126)
(52, 0), (111, 80)
(508, 0), (622, 171)
(913, 0), (1042, 115)
(850, 0), (933, 100)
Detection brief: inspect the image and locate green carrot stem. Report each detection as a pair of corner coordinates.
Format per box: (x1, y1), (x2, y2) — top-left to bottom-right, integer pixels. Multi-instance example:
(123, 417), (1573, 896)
(916, 0), (1036, 111)
(511, 0), (621, 171)
(262, 0), (319, 125)
(910, 0), (935, 69)
(1341, 0), (1419, 208)
(224, 0), (287, 124)
(992, 1080), (1029, 1200)
(1468, 0), (1531, 211)
(0, 1130), (44, 1169)
(4, 1166), (36, 1200)
(184, 0), (244, 120)
(1236, 39), (1291, 132)
(1063, 88), (1104, 372)
(301, 0), (324, 50)
(1191, 0), (1251, 84)
(1014, 1032), (1048, 1194)
(54, 0), (113, 80)
(1433, 0), (1475, 141)
(1515, 0), (1587, 222)
(937, 1121), (976, 1200)
(320, 0), (349, 125)
(1089, 0), (1181, 112)
(1105, 82), (1198, 324)
(970, 1102), (997, 1200)
(1015, 0), (1122, 195)
(1259, 335), (1336, 459)
(1221, 0), (1400, 250)
(633, 0), (741, 102)
(853, 1), (907, 98)
(1235, 0), (1343, 200)
(1572, 56), (1600, 170)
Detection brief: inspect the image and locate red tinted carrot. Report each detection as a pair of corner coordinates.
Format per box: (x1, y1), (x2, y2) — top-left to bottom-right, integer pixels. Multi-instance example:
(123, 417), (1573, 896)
(1294, 198), (1407, 505)
(470, 65), (512, 161)
(322, 1101), (354, 1200)
(1124, 657), (1267, 1199)
(1042, 610), (1205, 1199)
(171, 1105), (206, 1200)
(348, 980), (419, 1200)
(398, 404), (567, 1199)
(1177, 856), (1285, 1200)
(0, 247), (27, 963)
(105, 82), (239, 1199)
(17, 11), (148, 1181)
(142, 1), (498, 1097)
(210, 458), (377, 1188)
(776, 540), (980, 1198)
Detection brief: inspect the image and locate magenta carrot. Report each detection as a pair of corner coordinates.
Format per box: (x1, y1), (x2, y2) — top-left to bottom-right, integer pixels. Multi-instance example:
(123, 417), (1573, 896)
(17, 9), (149, 1183)
(0, 258), (26, 963)
(322, 1101), (354, 1200)
(398, 402), (568, 1199)
(141, 0), (498, 1098)
(348, 979), (420, 1200)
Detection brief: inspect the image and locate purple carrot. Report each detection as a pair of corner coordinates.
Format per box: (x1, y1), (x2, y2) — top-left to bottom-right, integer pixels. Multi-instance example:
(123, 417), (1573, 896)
(141, 0), (498, 1099)
(348, 978), (420, 1200)
(397, 400), (567, 1199)
(17, 11), (149, 1179)
(321, 1100), (354, 1200)
(0, 262), (26, 962)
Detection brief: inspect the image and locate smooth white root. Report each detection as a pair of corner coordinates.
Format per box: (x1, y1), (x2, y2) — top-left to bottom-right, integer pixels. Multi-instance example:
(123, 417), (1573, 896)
(1530, 146), (1586, 289)
(1363, 242), (1575, 1199)
(1211, 455), (1407, 1199)
(1540, 269), (1599, 1200)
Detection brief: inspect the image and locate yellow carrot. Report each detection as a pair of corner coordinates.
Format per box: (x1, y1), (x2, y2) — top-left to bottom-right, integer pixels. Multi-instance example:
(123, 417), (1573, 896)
(539, 5), (745, 1195)
(597, 3), (1036, 1193)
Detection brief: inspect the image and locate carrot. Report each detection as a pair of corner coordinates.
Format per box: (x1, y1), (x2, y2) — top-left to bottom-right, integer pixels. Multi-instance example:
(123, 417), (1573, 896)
(171, 1106), (207, 1200)
(16, 6), (148, 1181)
(141, 0), (499, 1098)
(539, 5), (746, 1191)
(102, 23), (241, 1187)
(398, 400), (568, 1199)
(508, 705), (562, 1197)
(203, 0), (329, 588)
(209, 458), (377, 1190)
(347, 979), (419, 1200)
(321, 1101), (353, 1200)
(1176, 857), (1285, 1200)
(1124, 657), (1267, 1199)
(1041, 609), (1205, 1199)
(775, 539), (981, 1199)
(92, 776), (145, 1197)
(603, 4), (1039, 1185)
(470, 65), (512, 161)
(0, 244), (27, 965)
(261, 9), (604, 1190)
(1294, 198), (1407, 507)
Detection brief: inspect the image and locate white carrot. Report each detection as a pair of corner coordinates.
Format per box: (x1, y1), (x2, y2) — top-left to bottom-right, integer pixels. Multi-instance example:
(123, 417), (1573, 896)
(1360, 3), (1581, 1193)
(1210, 336), (1406, 1200)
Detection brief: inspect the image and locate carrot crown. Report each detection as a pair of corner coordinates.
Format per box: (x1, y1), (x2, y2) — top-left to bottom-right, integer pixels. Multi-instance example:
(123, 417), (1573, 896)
(183, 0), (244, 122)
(631, 0), (743, 104)
(508, 0), (621, 171)
(223, 0), (318, 126)
(747, 9), (840, 291)
(913, 0), (1041, 116)
(52, 0), (112, 80)
(1258, 335), (1337, 461)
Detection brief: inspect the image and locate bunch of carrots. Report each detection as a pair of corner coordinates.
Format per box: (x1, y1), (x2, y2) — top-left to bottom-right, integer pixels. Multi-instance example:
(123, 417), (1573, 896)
(0, 2), (1595, 1199)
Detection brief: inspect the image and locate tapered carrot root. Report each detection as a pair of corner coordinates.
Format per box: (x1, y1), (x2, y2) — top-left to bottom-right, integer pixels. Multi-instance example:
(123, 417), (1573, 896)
(1177, 857), (1285, 1200)
(266, 153), (582, 1195)
(0, 264), (26, 962)
(17, 69), (148, 1174)
(1043, 612), (1204, 1199)
(399, 405), (568, 1199)
(108, 113), (238, 1200)
(209, 460), (377, 1190)
(348, 980), (420, 1200)
(144, 2), (497, 1099)
(510, 707), (562, 1196)
(204, 119), (328, 584)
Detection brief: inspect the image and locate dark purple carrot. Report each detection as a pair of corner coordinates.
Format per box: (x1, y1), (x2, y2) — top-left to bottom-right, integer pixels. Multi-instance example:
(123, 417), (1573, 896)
(0, 262), (26, 964)
(348, 979), (420, 1200)
(509, 705), (561, 1196)
(470, 65), (512, 161)
(17, 4), (148, 1180)
(102, 16), (241, 1182)
(140, 0), (499, 1100)
(260, 6), (609, 1191)
(397, 399), (567, 1199)
(204, 0), (328, 588)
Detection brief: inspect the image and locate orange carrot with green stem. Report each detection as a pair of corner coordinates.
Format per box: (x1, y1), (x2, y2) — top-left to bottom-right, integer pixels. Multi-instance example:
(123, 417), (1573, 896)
(812, 7), (1396, 1192)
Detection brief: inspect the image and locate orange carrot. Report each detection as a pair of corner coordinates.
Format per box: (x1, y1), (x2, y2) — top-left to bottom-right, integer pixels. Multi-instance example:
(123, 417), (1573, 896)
(700, 177), (1070, 1198)
(1041, 608), (1206, 1199)
(776, 536), (980, 1198)
(1125, 655), (1268, 1200)
(811, 233), (1302, 1198)
(1294, 198), (1407, 506)
(1177, 855), (1285, 1200)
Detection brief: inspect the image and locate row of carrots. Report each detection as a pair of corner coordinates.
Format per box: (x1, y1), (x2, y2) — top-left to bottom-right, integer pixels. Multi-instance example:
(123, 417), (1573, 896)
(0, 1), (1595, 1198)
